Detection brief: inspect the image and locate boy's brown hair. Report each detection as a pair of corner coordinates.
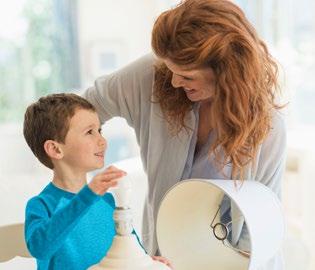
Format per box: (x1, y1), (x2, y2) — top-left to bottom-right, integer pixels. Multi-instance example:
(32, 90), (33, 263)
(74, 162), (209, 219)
(23, 93), (96, 169)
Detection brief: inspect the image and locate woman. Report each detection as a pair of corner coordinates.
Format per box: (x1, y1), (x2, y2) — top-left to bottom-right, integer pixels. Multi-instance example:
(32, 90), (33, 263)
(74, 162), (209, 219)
(83, 0), (286, 269)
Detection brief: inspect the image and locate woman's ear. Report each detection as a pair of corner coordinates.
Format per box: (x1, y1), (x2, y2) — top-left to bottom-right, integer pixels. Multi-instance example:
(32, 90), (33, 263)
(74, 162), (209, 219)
(44, 140), (64, 160)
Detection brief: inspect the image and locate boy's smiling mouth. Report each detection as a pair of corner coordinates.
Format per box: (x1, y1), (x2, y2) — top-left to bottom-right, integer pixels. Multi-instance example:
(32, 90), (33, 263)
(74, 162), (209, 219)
(95, 151), (104, 157)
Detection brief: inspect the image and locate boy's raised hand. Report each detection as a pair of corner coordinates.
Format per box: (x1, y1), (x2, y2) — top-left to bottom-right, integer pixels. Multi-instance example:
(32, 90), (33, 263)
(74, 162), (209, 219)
(88, 165), (127, 195)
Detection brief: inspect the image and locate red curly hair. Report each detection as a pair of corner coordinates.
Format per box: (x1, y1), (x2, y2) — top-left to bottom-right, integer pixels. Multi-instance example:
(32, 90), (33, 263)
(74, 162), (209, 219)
(151, 0), (282, 179)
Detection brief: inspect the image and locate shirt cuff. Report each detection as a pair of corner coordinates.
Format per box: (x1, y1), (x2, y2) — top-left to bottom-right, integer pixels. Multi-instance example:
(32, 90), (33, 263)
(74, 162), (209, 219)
(77, 184), (101, 205)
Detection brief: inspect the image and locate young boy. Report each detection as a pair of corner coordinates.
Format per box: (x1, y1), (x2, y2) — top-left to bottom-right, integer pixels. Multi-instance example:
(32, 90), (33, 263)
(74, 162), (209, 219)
(23, 93), (129, 269)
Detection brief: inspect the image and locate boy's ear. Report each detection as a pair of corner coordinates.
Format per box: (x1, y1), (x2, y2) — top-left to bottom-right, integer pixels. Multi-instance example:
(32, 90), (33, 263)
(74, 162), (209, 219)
(44, 140), (64, 160)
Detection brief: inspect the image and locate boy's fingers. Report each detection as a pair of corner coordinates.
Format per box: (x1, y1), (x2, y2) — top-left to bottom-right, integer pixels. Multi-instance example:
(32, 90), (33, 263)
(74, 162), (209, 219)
(105, 165), (117, 171)
(104, 165), (127, 174)
(99, 171), (126, 182)
(109, 180), (118, 187)
(105, 165), (120, 172)
(102, 180), (117, 188)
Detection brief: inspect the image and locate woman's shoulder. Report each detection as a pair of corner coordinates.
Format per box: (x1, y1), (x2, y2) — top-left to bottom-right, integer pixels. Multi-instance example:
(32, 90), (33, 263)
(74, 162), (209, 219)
(134, 53), (157, 69)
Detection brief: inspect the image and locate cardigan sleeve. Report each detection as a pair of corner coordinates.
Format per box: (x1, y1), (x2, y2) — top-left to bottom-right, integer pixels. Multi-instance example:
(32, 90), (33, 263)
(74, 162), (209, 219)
(83, 53), (156, 128)
(237, 110), (287, 251)
(253, 111), (287, 198)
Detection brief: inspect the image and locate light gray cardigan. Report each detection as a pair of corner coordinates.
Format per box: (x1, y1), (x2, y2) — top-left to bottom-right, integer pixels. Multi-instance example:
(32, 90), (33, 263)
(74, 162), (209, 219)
(83, 53), (286, 269)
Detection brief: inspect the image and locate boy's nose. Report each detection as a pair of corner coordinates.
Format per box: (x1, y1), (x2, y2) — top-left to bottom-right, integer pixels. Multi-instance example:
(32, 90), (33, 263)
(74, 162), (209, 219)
(99, 135), (107, 148)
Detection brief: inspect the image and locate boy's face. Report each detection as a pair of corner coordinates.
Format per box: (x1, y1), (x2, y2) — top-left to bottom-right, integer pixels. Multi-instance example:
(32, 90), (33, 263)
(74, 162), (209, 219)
(60, 109), (107, 173)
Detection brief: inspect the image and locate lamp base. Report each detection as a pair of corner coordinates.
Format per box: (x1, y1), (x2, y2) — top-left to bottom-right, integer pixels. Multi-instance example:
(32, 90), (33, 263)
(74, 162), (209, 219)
(89, 234), (171, 270)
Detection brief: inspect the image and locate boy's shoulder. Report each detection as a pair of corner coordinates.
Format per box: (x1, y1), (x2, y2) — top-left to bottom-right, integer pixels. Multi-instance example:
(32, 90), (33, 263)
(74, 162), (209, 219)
(26, 182), (72, 214)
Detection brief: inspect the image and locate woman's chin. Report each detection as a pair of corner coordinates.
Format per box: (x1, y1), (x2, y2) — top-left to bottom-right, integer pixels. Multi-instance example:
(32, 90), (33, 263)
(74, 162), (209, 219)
(185, 92), (199, 101)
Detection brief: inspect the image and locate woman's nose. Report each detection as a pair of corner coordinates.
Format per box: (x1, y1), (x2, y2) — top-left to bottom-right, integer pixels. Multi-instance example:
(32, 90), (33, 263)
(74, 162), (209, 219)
(171, 74), (183, 88)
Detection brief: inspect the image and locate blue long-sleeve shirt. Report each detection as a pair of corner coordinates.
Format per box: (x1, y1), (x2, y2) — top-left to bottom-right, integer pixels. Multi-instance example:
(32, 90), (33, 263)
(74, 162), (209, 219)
(25, 183), (116, 270)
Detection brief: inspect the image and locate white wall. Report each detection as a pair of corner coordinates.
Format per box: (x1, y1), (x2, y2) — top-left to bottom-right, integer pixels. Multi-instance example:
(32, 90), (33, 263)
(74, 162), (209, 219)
(0, 123), (48, 268)
(78, 0), (165, 87)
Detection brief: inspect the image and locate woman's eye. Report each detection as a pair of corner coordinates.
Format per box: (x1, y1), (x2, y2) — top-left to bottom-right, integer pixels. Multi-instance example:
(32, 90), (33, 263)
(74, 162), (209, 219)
(179, 74), (193, 80)
(87, 129), (93, 135)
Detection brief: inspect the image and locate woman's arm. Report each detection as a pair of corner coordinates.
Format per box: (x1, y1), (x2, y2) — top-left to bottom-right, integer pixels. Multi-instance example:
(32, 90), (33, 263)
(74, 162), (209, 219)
(253, 111), (287, 197)
(82, 53), (156, 128)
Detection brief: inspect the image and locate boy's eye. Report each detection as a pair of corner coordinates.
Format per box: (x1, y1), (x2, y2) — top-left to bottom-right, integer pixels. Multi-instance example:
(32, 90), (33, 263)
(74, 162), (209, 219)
(87, 129), (93, 135)
(98, 128), (102, 134)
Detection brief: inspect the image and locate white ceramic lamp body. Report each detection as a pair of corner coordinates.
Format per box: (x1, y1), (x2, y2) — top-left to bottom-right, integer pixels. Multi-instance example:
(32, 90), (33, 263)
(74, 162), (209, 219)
(156, 179), (285, 270)
(89, 235), (170, 270)
(89, 176), (171, 270)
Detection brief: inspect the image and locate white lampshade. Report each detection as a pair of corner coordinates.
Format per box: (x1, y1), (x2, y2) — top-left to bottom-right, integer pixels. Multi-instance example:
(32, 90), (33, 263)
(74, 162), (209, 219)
(156, 179), (285, 270)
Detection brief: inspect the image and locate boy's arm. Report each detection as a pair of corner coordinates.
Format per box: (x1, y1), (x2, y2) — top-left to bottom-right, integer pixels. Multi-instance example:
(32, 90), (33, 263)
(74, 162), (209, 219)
(25, 185), (100, 260)
(25, 167), (124, 260)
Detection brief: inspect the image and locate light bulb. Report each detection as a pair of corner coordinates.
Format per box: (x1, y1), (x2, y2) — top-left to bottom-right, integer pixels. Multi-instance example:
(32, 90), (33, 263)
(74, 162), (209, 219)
(111, 176), (132, 209)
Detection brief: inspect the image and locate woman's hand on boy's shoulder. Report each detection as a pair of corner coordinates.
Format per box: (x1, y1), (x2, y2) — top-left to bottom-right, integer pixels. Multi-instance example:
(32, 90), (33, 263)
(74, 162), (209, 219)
(88, 166), (126, 195)
(151, 255), (173, 269)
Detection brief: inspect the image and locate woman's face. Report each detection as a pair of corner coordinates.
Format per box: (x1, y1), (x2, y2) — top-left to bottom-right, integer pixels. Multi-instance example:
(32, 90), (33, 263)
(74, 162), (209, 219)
(164, 59), (216, 103)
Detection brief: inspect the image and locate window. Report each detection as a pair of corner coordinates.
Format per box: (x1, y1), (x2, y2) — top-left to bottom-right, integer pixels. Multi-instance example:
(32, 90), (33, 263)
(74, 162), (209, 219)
(236, 1), (315, 269)
(0, 0), (80, 122)
(236, 0), (315, 127)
